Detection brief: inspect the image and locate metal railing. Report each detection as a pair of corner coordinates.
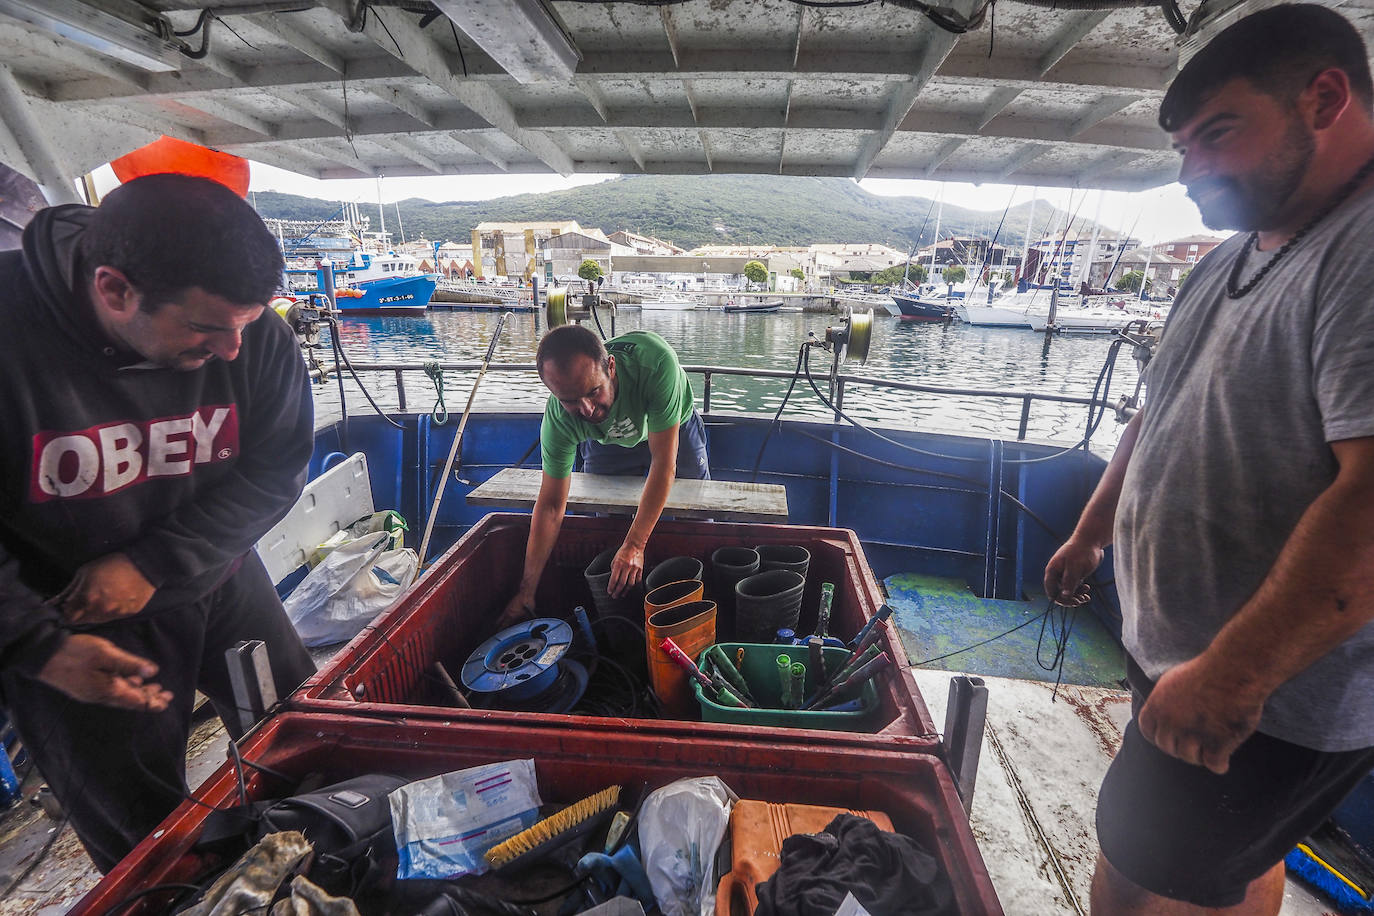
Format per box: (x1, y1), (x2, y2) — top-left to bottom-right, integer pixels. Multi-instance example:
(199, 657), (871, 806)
(312, 360), (1113, 442)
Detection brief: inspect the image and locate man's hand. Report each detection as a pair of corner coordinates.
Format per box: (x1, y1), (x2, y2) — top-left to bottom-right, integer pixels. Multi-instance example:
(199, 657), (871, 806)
(1137, 654), (1267, 775)
(498, 592), (537, 628)
(608, 541), (645, 598)
(35, 634), (172, 711)
(1043, 537), (1103, 606)
(56, 553), (156, 625)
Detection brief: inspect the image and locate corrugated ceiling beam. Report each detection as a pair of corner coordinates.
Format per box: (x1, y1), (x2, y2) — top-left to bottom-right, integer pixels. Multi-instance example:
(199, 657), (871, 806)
(616, 130), (646, 171)
(244, 13), (345, 73)
(230, 143), (326, 179)
(44, 48), (1172, 107)
(975, 87), (1023, 129)
(166, 96), (277, 138)
(371, 136), (443, 174)
(48, 56), (415, 104)
(937, 54), (1170, 94)
(449, 131), (509, 171)
(429, 0), (578, 84)
(563, 156), (1171, 189)
(265, 87), (346, 130)
(0, 64), (78, 202)
(203, 108), (496, 147)
(287, 138), (377, 177)
(1066, 94), (1139, 137)
(659, 7), (682, 69)
(318, 2), (573, 175)
(1077, 149), (1146, 182)
(516, 105), (1166, 152)
(1037, 11), (1113, 75)
(367, 86), (435, 127)
(852, 3), (981, 179)
(518, 106), (876, 131)
(576, 78), (610, 121)
(925, 137), (967, 177)
(996, 144), (1049, 180)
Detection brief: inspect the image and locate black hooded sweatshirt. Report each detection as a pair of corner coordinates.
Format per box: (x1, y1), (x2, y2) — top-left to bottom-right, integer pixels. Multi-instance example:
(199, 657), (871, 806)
(0, 205), (313, 676)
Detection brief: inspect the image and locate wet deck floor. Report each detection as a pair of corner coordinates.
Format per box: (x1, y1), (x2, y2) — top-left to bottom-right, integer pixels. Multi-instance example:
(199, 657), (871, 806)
(0, 669), (1339, 915)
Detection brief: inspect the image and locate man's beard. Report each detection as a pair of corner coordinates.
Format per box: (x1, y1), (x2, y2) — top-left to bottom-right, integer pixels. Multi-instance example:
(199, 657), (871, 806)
(1185, 117), (1316, 231)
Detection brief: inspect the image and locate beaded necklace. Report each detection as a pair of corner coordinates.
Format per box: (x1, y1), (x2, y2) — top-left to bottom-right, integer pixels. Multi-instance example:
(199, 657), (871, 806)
(1225, 152), (1374, 299)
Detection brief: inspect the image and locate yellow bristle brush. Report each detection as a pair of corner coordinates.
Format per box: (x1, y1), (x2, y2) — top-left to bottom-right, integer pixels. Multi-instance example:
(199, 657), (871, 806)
(483, 785), (622, 872)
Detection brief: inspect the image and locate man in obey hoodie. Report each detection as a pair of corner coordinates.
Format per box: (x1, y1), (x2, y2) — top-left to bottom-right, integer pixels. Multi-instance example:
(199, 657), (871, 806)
(0, 174), (315, 872)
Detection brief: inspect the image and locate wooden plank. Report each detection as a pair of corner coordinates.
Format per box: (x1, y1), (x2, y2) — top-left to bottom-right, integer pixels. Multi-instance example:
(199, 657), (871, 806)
(465, 468), (789, 522)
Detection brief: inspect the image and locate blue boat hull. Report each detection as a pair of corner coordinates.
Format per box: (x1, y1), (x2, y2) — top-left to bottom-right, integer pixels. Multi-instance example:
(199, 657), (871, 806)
(890, 292), (954, 322)
(337, 274), (437, 315)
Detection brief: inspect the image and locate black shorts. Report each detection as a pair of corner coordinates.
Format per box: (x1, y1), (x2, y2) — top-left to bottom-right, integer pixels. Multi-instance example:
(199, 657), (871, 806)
(1096, 656), (1374, 908)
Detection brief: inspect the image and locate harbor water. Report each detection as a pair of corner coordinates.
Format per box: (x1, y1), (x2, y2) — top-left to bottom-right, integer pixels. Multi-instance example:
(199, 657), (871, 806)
(316, 310), (1141, 450)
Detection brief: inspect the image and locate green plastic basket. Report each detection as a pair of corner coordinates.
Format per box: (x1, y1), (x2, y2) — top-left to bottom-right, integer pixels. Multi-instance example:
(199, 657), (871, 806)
(693, 642), (880, 731)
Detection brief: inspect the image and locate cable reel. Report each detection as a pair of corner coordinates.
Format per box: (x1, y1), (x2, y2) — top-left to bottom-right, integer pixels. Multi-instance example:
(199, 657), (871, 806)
(545, 279), (618, 337)
(813, 308), (873, 402)
(272, 295), (330, 377)
(460, 618), (589, 713)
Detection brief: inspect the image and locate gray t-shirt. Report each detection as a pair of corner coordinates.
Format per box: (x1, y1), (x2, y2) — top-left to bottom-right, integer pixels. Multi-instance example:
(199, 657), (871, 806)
(1115, 192), (1374, 752)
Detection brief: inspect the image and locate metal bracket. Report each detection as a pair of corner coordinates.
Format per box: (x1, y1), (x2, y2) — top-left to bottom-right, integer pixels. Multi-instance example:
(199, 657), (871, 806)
(226, 640), (279, 735)
(944, 675), (989, 814)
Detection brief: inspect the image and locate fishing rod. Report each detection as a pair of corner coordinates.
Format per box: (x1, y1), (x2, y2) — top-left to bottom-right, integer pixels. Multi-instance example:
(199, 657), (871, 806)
(418, 312), (513, 567)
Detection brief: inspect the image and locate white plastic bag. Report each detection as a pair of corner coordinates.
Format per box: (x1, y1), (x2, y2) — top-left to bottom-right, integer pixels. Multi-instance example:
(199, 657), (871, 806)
(388, 759), (542, 880)
(282, 530), (418, 646)
(638, 776), (738, 916)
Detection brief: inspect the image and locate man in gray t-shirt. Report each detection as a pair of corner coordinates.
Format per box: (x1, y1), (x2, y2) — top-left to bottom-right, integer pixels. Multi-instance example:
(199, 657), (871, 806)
(1044, 6), (1374, 914)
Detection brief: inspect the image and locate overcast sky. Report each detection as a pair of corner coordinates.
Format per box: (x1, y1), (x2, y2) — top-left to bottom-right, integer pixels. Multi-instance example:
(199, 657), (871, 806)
(94, 159), (1215, 246)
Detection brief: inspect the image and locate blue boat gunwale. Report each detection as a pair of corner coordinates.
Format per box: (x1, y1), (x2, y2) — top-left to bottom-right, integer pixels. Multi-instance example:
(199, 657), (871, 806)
(308, 359), (1120, 618)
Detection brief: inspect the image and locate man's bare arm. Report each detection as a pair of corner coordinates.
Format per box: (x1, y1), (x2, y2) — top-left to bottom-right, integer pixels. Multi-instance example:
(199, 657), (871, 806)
(1043, 406), (1145, 604)
(1140, 435), (1374, 772)
(608, 425), (679, 596)
(500, 472), (571, 625)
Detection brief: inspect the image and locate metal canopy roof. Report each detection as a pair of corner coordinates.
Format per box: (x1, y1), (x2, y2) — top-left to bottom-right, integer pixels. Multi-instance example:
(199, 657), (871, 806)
(1, 0), (1367, 194)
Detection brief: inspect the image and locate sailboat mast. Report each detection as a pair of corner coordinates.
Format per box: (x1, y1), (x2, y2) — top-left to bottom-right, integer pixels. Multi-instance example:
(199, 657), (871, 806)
(1021, 193), (1037, 283)
(929, 189), (943, 280)
(376, 176), (386, 247)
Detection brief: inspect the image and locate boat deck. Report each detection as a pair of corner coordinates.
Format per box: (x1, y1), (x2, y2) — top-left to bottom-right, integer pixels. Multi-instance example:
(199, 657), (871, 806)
(0, 664), (1333, 915)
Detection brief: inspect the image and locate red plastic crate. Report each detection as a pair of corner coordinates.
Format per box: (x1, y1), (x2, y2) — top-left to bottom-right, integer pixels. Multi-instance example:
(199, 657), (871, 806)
(72, 712), (1002, 915)
(289, 513), (939, 753)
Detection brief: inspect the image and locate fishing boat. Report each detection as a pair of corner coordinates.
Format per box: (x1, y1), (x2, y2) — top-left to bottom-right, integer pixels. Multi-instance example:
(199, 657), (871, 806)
(723, 298), (782, 313)
(286, 251), (437, 316)
(2, 1), (1367, 912)
(889, 289), (956, 322)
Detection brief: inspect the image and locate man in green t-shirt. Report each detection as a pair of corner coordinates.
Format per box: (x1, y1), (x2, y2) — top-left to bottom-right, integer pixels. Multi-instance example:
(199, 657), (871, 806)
(500, 325), (710, 622)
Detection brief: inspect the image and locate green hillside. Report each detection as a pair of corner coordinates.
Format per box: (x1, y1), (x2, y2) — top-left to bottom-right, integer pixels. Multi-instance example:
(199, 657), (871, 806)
(252, 174), (1093, 252)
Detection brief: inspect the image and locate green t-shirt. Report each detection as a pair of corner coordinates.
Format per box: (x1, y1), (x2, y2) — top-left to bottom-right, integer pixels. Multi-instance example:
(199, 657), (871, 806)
(540, 330), (695, 478)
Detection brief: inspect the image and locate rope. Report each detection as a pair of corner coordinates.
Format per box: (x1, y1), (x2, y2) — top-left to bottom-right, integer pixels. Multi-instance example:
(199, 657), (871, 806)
(423, 360), (448, 425)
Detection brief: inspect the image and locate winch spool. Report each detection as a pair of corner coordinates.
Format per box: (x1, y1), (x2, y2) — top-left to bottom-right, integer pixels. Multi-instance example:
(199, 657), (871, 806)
(460, 618), (588, 712)
(546, 279), (617, 334)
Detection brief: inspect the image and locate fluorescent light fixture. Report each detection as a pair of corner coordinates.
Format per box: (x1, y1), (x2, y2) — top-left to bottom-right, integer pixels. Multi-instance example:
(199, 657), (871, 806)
(0, 0), (182, 73)
(433, 0), (580, 84)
